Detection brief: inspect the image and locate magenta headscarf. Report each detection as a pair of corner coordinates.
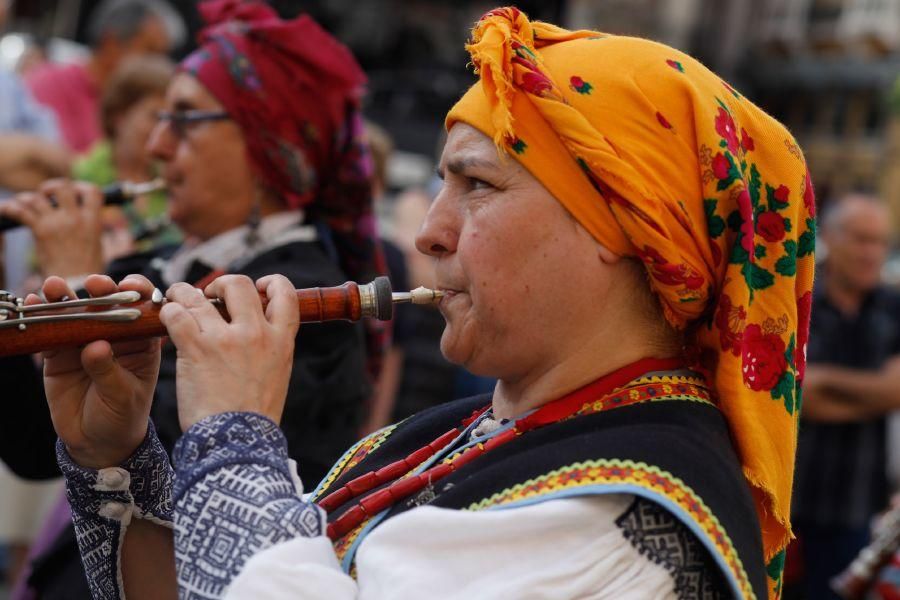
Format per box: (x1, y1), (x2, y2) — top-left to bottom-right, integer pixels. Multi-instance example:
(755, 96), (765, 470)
(181, 0), (387, 376)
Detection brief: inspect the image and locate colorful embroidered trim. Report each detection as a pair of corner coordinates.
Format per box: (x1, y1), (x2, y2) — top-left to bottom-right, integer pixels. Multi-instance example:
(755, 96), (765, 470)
(466, 458), (754, 600)
(311, 423), (398, 500)
(571, 373), (715, 418)
(333, 514), (374, 567)
(324, 373), (719, 573)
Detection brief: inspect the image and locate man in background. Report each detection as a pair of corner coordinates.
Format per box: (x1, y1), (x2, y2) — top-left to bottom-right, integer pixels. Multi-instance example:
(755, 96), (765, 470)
(26, 0), (178, 153)
(793, 193), (900, 599)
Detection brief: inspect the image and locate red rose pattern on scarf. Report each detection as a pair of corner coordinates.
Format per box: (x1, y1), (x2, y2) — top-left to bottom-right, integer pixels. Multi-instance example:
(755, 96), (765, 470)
(569, 75), (593, 94)
(702, 98), (814, 416)
(742, 324), (788, 391)
(454, 13), (817, 591)
(512, 41), (563, 101)
(715, 107), (740, 154)
(656, 112), (674, 131)
(715, 292), (746, 356)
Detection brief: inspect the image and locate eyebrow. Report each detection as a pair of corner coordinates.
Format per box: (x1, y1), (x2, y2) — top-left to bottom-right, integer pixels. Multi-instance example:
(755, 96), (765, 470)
(436, 156), (498, 179)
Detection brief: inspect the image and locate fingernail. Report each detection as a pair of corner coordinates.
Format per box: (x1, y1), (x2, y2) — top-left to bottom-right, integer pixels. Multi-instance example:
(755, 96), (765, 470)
(60, 295), (70, 302)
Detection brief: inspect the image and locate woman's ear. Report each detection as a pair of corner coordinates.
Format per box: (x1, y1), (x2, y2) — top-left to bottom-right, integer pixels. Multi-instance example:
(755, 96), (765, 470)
(597, 242), (623, 266)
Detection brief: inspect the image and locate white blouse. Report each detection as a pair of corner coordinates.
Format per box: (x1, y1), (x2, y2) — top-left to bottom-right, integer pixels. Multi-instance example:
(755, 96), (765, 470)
(226, 494), (682, 599)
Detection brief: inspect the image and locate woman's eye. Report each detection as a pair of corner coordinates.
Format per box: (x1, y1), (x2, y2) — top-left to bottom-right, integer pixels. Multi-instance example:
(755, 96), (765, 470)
(470, 177), (492, 191)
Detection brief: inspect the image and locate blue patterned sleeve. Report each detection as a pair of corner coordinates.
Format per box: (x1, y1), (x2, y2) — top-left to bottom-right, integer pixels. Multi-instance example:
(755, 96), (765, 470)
(57, 421), (174, 600)
(171, 412), (326, 598)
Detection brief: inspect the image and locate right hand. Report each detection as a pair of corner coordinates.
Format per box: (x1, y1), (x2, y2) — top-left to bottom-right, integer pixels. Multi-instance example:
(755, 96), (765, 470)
(34, 274), (161, 469)
(0, 179), (105, 278)
(159, 275), (300, 432)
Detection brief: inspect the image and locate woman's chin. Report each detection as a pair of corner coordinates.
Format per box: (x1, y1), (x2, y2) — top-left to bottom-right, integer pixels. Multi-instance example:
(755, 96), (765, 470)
(439, 329), (472, 367)
(441, 335), (501, 379)
(439, 335), (460, 366)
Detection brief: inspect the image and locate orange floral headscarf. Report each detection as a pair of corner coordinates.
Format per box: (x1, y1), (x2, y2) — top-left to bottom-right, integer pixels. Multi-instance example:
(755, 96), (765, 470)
(446, 7), (815, 597)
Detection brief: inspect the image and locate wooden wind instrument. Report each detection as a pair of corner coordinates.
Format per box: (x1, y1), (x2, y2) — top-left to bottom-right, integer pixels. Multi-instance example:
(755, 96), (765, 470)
(0, 179), (166, 232)
(0, 277), (442, 358)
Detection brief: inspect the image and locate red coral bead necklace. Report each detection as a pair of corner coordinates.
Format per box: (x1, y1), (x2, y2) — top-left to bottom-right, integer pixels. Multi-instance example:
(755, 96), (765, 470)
(319, 357), (686, 540)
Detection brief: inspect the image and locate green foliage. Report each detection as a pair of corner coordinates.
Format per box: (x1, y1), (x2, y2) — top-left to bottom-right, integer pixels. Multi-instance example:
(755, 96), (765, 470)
(727, 209), (742, 232)
(775, 240), (797, 277)
(704, 199), (726, 238)
(749, 263), (774, 290)
(766, 183), (789, 211)
(766, 550), (786, 581)
(730, 238), (749, 264)
(785, 333), (796, 366)
(748, 164), (761, 209)
(798, 218), (816, 257)
(716, 153), (742, 191)
(771, 370), (797, 415)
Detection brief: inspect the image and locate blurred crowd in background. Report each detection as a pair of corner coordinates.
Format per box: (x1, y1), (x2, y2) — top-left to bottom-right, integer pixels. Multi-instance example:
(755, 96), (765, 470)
(0, 0), (899, 598)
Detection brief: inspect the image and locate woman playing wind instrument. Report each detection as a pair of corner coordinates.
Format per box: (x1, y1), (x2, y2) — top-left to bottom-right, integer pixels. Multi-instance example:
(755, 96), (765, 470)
(35, 5), (814, 599)
(0, 1), (383, 597)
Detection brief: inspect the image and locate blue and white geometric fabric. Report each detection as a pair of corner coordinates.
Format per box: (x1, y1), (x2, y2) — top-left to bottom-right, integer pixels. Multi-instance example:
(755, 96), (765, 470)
(57, 421), (174, 600)
(172, 412), (325, 599)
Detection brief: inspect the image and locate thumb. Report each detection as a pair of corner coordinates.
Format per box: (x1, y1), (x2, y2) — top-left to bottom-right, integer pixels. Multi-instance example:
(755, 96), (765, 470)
(80, 341), (130, 396)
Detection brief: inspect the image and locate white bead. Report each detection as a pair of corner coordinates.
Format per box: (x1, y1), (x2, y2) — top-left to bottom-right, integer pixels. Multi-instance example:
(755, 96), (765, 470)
(95, 467), (130, 491)
(99, 501), (128, 520)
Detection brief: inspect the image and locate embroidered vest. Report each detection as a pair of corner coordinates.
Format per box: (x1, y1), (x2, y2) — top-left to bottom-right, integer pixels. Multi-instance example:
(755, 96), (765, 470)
(311, 370), (768, 599)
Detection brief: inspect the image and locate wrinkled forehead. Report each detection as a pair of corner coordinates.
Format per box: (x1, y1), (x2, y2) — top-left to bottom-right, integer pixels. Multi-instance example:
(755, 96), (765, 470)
(440, 123), (522, 177)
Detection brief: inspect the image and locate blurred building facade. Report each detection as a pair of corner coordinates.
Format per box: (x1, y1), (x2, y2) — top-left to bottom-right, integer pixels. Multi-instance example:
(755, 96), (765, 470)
(741, 0), (900, 225)
(5, 0), (900, 217)
(565, 0), (900, 224)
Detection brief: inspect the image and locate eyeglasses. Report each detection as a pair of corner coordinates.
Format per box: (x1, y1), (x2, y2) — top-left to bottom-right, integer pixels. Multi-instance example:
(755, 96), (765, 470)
(156, 110), (230, 137)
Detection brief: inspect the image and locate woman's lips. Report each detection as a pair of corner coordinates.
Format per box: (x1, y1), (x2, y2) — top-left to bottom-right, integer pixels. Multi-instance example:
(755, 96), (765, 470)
(437, 288), (461, 307)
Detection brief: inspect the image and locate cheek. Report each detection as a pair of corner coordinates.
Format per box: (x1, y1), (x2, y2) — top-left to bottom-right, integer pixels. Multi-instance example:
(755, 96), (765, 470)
(454, 233), (526, 334)
(210, 145), (254, 191)
(459, 215), (562, 296)
(458, 220), (519, 283)
(177, 140), (243, 189)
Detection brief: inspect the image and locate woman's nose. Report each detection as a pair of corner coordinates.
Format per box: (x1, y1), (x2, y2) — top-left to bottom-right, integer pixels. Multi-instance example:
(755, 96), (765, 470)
(146, 120), (176, 161)
(415, 191), (459, 257)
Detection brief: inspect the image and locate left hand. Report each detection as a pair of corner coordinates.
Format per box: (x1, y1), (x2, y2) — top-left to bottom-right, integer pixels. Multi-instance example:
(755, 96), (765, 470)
(38, 274), (161, 469)
(159, 274), (300, 431)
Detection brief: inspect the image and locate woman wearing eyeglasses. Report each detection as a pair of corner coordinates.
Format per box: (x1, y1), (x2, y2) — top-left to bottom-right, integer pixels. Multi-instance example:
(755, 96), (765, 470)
(0, 3), (382, 597)
(1, 0), (381, 479)
(73, 54), (183, 259)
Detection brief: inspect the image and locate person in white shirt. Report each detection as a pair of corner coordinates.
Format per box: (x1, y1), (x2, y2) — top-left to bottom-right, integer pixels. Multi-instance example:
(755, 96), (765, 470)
(29, 5), (816, 600)
(0, 0), (383, 597)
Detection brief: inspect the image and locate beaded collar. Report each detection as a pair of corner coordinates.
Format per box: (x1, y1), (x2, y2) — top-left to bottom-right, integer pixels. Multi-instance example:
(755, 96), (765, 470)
(319, 357), (713, 541)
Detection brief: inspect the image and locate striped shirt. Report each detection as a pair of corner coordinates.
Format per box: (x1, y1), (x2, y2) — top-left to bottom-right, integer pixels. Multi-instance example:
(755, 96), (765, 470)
(793, 283), (900, 528)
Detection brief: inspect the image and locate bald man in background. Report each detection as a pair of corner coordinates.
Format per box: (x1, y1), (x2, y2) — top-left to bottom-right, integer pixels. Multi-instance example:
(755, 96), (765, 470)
(792, 194), (900, 598)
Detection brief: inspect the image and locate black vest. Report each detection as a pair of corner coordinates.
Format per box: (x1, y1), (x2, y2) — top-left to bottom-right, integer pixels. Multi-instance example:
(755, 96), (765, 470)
(312, 388), (769, 599)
